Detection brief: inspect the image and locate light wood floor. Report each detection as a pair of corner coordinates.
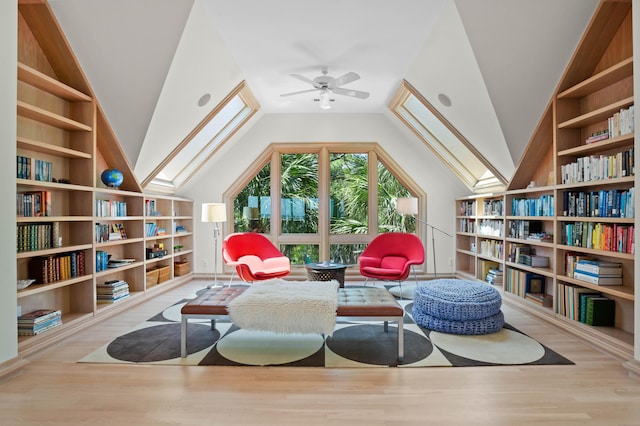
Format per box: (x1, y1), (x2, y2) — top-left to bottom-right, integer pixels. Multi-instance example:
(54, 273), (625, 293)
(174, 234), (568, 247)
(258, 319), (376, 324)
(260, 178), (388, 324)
(1, 279), (640, 426)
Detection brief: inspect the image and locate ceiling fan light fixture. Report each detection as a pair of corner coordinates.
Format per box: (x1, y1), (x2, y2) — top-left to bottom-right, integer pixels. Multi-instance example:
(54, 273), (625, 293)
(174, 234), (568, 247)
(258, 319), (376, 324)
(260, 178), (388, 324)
(320, 91), (331, 110)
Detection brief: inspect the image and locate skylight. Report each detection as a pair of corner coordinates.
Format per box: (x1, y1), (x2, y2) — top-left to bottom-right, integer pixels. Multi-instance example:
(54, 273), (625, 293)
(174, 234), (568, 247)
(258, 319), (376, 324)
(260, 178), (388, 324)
(143, 82), (258, 193)
(389, 80), (506, 193)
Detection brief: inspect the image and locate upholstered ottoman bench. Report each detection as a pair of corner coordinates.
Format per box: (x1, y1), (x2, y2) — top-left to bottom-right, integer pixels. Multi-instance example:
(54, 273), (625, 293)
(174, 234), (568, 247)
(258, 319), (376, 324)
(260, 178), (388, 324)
(181, 285), (405, 359)
(412, 279), (504, 335)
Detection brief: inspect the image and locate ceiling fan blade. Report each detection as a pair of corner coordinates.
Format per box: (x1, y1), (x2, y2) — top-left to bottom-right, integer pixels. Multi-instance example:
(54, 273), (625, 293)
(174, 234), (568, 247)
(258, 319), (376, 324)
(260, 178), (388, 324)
(289, 73), (321, 88)
(332, 87), (370, 99)
(332, 72), (360, 88)
(280, 88), (321, 97)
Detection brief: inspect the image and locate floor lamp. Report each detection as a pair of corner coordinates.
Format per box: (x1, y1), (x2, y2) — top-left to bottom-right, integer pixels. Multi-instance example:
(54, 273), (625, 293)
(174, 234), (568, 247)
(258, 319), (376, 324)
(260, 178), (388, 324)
(396, 197), (452, 278)
(202, 202), (226, 288)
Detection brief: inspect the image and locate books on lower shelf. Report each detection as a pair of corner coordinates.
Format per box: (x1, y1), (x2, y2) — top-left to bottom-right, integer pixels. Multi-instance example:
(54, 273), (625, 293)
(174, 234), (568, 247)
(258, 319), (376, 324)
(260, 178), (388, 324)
(97, 280), (130, 304)
(557, 283), (616, 326)
(525, 293), (553, 307)
(18, 308), (62, 335)
(486, 268), (503, 285)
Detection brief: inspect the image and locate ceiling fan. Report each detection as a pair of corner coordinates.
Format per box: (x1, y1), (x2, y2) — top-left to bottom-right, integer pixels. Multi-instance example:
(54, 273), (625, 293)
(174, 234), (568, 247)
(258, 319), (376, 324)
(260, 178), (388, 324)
(280, 67), (370, 109)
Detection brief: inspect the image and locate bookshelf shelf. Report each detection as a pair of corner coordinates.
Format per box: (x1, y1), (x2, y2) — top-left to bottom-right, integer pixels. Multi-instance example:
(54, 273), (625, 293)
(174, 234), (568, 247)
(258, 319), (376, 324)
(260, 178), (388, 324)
(17, 101), (92, 132)
(17, 274), (94, 298)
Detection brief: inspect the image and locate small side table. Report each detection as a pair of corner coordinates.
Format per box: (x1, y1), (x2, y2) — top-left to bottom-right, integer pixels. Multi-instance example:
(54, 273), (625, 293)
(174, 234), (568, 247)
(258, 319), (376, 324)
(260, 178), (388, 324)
(305, 261), (347, 288)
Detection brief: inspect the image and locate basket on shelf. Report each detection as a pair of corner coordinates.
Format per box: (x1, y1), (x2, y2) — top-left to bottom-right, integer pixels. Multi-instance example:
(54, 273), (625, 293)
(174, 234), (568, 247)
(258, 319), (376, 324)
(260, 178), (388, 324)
(174, 259), (190, 276)
(157, 265), (171, 283)
(146, 268), (159, 287)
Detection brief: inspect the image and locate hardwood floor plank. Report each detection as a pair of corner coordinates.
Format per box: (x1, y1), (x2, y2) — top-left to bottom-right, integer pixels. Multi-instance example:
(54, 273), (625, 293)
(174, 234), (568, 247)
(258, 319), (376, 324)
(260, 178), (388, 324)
(1, 279), (639, 425)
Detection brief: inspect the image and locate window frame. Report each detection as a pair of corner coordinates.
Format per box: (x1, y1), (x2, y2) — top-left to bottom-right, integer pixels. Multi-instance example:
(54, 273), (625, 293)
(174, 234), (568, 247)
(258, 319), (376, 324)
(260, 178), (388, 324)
(142, 81), (259, 193)
(224, 142), (427, 270)
(389, 80), (507, 193)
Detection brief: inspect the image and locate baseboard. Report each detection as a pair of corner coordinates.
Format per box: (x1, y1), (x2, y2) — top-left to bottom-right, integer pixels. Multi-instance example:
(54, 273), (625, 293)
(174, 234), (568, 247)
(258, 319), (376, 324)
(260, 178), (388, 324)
(622, 358), (640, 380)
(0, 356), (29, 383)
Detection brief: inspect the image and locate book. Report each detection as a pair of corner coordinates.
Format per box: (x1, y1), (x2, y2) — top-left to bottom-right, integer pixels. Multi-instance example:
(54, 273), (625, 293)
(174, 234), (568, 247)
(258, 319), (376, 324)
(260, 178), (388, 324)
(575, 260), (622, 276)
(585, 297), (615, 326)
(573, 271), (622, 286)
(525, 292), (552, 307)
(18, 308), (61, 324)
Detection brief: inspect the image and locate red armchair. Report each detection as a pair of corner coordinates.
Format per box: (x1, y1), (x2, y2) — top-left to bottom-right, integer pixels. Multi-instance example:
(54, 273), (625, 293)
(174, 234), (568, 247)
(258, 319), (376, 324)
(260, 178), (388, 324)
(359, 232), (424, 298)
(222, 233), (291, 283)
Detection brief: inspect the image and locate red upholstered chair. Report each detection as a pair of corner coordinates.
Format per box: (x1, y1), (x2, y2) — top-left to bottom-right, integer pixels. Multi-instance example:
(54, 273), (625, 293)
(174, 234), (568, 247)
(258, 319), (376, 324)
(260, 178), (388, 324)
(222, 233), (291, 283)
(358, 232), (425, 298)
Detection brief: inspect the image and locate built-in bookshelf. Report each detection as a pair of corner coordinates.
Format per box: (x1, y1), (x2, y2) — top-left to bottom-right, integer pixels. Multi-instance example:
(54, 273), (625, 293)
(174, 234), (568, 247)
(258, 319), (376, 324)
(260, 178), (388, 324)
(15, 2), (194, 356)
(454, 1), (635, 361)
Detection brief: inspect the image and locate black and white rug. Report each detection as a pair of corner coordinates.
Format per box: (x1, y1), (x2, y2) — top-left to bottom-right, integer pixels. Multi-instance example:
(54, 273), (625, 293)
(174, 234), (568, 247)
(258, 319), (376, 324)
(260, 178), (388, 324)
(79, 285), (573, 368)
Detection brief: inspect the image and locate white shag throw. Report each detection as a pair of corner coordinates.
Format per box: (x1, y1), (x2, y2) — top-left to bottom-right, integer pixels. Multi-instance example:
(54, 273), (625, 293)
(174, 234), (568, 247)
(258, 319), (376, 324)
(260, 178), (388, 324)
(227, 279), (339, 336)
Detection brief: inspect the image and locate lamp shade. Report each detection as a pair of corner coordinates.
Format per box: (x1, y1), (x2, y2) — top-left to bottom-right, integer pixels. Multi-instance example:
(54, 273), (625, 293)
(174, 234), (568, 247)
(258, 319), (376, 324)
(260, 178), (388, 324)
(202, 202), (226, 222)
(396, 197), (418, 215)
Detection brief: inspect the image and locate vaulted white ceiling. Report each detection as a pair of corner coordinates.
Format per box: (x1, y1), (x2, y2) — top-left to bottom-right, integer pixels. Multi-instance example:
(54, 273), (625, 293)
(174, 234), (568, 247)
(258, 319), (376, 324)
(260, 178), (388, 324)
(48, 0), (599, 187)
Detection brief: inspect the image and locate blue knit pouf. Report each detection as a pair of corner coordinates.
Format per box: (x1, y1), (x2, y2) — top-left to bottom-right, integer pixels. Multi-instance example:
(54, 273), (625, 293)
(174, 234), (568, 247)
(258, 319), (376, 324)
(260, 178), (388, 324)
(412, 308), (505, 335)
(413, 279), (502, 321)
(412, 279), (504, 335)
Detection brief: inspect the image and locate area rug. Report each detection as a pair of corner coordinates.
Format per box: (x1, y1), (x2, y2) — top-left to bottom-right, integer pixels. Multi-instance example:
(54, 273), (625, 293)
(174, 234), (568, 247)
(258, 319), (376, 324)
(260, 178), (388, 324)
(79, 285), (573, 368)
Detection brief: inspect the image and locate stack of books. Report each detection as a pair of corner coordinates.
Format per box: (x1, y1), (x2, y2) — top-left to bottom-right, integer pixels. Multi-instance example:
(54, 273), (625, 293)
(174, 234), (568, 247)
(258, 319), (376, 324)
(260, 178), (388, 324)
(573, 259), (622, 286)
(525, 292), (553, 307)
(97, 280), (130, 304)
(485, 269), (503, 285)
(18, 309), (62, 336)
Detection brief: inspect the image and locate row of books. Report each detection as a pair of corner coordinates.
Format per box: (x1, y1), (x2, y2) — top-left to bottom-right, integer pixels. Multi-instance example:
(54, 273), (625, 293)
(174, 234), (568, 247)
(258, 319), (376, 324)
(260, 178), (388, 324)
(145, 222), (164, 237)
(458, 218), (475, 233)
(28, 251), (86, 284)
(560, 148), (634, 185)
(97, 280), (130, 304)
(17, 191), (52, 217)
(511, 194), (554, 217)
(18, 309), (62, 336)
(585, 130), (610, 144)
(459, 200), (476, 216)
(607, 105), (634, 139)
(144, 199), (160, 217)
(17, 223), (53, 253)
(560, 222), (634, 254)
(504, 268), (545, 298)
(477, 219), (502, 237)
(561, 188), (634, 219)
(479, 239), (503, 259)
(507, 219), (543, 240)
(96, 223), (127, 243)
(482, 199), (503, 216)
(95, 199), (127, 218)
(16, 155), (53, 182)
(557, 283), (615, 326)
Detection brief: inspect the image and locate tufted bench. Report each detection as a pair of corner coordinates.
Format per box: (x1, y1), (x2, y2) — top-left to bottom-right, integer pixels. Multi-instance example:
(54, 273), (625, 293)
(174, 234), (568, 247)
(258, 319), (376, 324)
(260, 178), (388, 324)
(181, 285), (404, 360)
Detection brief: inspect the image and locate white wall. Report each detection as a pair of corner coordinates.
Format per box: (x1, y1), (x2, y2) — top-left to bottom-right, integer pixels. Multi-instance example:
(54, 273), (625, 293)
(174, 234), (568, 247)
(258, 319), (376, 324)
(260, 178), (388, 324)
(180, 112), (469, 277)
(0, 0), (18, 364)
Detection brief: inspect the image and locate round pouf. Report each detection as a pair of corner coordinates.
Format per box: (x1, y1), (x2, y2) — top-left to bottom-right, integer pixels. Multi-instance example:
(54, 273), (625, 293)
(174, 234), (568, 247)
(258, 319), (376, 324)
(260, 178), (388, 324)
(412, 279), (504, 335)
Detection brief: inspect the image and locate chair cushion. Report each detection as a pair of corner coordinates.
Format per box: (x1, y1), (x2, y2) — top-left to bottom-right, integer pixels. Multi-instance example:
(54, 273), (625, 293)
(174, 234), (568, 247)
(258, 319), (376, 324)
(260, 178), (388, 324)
(380, 255), (407, 271)
(361, 266), (403, 277)
(238, 255), (289, 276)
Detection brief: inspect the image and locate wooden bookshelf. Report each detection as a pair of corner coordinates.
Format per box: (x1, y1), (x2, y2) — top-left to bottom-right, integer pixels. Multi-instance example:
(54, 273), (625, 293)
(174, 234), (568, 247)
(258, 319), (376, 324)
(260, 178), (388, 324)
(15, 1), (194, 356)
(455, 0), (635, 360)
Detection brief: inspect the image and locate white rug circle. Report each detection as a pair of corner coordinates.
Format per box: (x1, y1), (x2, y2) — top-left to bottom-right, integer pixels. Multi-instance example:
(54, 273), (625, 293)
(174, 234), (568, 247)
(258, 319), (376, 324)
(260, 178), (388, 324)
(388, 283), (416, 299)
(216, 329), (325, 365)
(429, 328), (545, 364)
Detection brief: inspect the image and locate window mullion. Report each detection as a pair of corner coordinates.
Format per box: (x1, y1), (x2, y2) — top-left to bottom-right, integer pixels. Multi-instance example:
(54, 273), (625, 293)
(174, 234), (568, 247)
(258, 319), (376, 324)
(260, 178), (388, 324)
(318, 147), (330, 261)
(368, 150), (378, 237)
(271, 150), (282, 242)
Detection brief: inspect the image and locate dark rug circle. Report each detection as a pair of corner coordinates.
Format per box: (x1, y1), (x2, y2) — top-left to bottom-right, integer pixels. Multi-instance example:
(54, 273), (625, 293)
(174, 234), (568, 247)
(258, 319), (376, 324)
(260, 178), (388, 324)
(106, 322), (219, 362)
(325, 324), (432, 366)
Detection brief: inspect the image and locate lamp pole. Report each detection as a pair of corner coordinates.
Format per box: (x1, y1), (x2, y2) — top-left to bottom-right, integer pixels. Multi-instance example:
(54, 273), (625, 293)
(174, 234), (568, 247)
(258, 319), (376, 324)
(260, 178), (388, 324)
(396, 197), (452, 279)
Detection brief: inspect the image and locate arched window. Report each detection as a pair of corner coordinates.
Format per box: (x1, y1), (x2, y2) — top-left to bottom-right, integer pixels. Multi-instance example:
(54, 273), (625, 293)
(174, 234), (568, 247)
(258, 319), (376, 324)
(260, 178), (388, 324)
(225, 143), (424, 269)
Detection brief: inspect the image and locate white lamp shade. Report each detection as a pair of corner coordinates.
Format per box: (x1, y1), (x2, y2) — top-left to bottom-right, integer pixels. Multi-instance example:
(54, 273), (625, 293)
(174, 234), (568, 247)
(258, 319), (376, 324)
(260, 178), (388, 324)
(202, 202), (227, 222)
(396, 197), (418, 215)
